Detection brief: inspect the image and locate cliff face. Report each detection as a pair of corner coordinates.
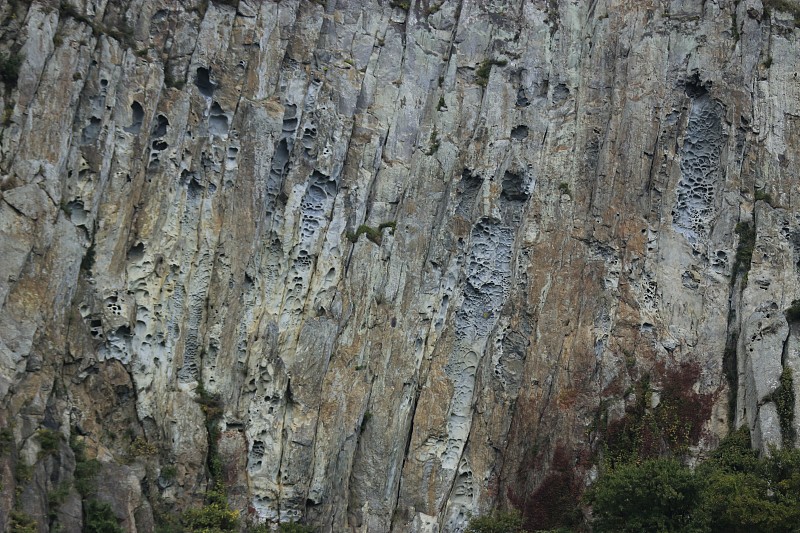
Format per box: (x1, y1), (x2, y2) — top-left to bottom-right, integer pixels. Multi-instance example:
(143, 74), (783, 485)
(1, 0), (799, 531)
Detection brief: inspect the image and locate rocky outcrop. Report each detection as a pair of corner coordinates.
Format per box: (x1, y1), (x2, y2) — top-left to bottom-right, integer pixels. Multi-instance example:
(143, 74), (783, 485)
(0, 0), (799, 531)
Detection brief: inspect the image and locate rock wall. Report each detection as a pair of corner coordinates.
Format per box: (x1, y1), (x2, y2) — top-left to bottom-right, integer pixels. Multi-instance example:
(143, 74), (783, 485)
(0, 0), (799, 531)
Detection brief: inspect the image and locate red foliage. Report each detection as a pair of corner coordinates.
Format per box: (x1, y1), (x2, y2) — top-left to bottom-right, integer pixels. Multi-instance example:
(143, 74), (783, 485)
(508, 445), (582, 531)
(602, 362), (713, 464)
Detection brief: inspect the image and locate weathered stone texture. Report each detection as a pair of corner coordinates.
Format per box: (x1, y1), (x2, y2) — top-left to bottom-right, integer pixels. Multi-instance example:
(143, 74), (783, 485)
(1, 0), (799, 531)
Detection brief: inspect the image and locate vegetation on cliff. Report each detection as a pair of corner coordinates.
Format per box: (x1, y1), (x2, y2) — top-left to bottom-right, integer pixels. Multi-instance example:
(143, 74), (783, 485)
(470, 427), (800, 533)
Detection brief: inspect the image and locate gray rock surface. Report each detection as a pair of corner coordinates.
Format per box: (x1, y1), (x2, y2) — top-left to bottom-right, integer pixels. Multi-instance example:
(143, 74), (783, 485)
(0, 0), (799, 531)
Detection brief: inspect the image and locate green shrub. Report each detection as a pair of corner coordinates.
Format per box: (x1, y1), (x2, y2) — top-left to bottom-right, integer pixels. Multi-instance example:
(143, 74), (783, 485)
(196, 384), (225, 483)
(181, 487), (239, 532)
(465, 509), (525, 533)
(754, 189), (774, 205)
(589, 427), (800, 533)
(346, 222), (396, 245)
(37, 428), (62, 457)
(427, 127), (440, 155)
(48, 483), (71, 518)
(587, 458), (700, 533)
(0, 426), (13, 456)
(602, 364), (712, 465)
(15, 460), (33, 483)
(771, 367), (796, 446)
(10, 510), (38, 533)
(785, 300), (800, 322)
(0, 52), (23, 88)
(84, 500), (124, 533)
(71, 435), (101, 497)
(161, 464), (178, 481)
(129, 436), (157, 457)
(476, 60), (492, 86)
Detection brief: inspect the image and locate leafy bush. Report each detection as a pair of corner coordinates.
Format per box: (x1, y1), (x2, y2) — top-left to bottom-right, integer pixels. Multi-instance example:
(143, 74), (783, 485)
(346, 222), (396, 245)
(48, 483), (71, 519)
(196, 384), (224, 482)
(589, 427), (800, 533)
(84, 500), (123, 533)
(588, 458), (700, 532)
(10, 510), (38, 533)
(754, 189), (774, 205)
(785, 300), (800, 322)
(465, 509), (525, 533)
(0, 52), (23, 87)
(71, 435), (101, 497)
(771, 367), (796, 445)
(181, 487), (239, 532)
(37, 428), (62, 457)
(476, 61), (492, 86)
(129, 436), (157, 457)
(0, 426), (13, 456)
(161, 464), (178, 481)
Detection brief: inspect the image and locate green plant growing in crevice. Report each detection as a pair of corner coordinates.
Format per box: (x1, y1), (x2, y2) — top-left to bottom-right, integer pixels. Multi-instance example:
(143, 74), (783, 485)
(764, 0), (800, 26)
(0, 426), (13, 456)
(426, 126), (440, 155)
(601, 364), (713, 466)
(786, 300), (800, 322)
(71, 434), (101, 497)
(15, 460), (33, 484)
(558, 182), (571, 197)
(84, 499), (123, 533)
(48, 483), (71, 520)
(129, 436), (157, 458)
(164, 66), (185, 90)
(346, 221), (396, 245)
(10, 510), (38, 533)
(722, 337), (739, 430)
(427, 2), (442, 15)
(36, 428), (63, 458)
(160, 464), (177, 482)
(389, 0), (410, 11)
(475, 58), (508, 87)
(195, 383), (224, 483)
(733, 221), (755, 281)
(476, 61), (491, 84)
(181, 485), (239, 532)
(0, 51), (23, 88)
(754, 188), (774, 205)
(771, 367), (795, 446)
